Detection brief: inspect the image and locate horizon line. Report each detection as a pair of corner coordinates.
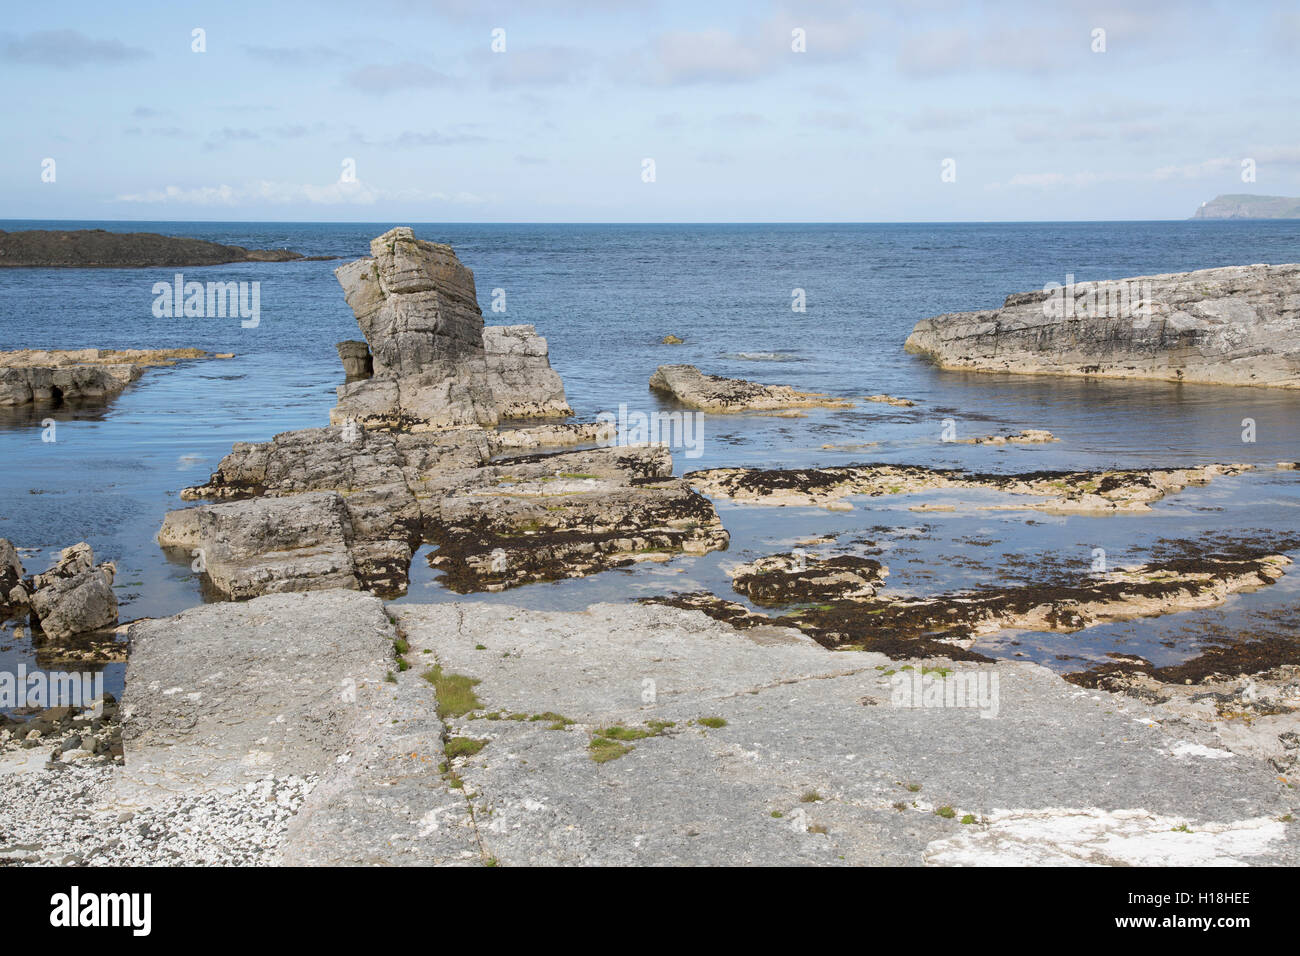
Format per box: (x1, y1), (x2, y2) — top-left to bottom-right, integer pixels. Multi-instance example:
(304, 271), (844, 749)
(1, 216), (1268, 227)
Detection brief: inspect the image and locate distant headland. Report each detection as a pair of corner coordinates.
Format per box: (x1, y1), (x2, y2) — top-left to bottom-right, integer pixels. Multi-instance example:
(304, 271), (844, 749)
(1192, 194), (1300, 220)
(0, 228), (337, 268)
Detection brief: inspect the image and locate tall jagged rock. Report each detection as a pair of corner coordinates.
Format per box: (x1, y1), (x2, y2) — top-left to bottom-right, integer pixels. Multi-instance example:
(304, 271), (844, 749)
(904, 263), (1300, 388)
(331, 227), (573, 429)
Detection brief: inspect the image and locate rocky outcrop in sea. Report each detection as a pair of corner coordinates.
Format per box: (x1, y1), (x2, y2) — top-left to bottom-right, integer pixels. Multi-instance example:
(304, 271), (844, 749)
(159, 228), (728, 600)
(0, 228), (329, 267)
(649, 363), (854, 413)
(905, 263), (1300, 388)
(0, 540), (119, 639)
(0, 348), (222, 406)
(330, 228), (571, 430)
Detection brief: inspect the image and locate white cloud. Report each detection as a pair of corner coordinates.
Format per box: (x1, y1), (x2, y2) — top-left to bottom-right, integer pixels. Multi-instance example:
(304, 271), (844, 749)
(113, 180), (487, 206)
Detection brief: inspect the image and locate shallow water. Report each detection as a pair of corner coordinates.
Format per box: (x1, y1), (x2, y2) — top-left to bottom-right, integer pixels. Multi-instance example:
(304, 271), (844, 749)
(2, 219), (1298, 702)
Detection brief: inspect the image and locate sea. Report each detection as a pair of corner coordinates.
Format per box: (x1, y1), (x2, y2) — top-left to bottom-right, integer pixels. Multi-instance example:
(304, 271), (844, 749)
(2, 219), (1298, 703)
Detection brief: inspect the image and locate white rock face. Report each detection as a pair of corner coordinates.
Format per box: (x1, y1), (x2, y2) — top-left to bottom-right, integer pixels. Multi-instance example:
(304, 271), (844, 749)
(904, 263), (1300, 388)
(331, 227), (573, 429)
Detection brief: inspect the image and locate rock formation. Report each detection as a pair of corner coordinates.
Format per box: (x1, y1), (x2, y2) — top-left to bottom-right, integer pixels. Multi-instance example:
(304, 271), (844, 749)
(24, 543), (119, 639)
(161, 426), (727, 599)
(0, 538), (25, 608)
(731, 552), (887, 605)
(335, 341), (373, 381)
(657, 545), (1291, 661)
(905, 263), (1300, 388)
(331, 227), (571, 429)
(0, 228), (325, 267)
(0, 348), (218, 406)
(160, 230), (728, 601)
(649, 364), (854, 413)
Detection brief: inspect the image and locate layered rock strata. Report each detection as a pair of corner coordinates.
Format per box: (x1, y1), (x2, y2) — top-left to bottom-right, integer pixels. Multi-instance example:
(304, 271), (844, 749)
(0, 348), (215, 406)
(330, 227), (572, 430)
(904, 263), (1300, 388)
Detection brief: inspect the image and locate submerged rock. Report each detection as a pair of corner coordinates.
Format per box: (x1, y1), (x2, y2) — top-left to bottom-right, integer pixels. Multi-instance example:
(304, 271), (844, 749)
(905, 263), (1300, 388)
(331, 227), (572, 429)
(952, 429), (1057, 446)
(0, 348), (215, 407)
(864, 393), (915, 407)
(649, 364), (854, 413)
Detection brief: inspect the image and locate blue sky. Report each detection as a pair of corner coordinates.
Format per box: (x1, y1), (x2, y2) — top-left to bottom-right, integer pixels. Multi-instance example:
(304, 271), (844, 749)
(2, 0), (1297, 222)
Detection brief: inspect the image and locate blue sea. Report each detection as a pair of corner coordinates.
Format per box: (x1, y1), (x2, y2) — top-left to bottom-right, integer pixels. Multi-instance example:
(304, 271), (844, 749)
(2, 219), (1299, 701)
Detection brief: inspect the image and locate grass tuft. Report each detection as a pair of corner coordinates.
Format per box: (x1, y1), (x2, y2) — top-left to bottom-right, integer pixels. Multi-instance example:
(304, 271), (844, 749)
(422, 665), (482, 719)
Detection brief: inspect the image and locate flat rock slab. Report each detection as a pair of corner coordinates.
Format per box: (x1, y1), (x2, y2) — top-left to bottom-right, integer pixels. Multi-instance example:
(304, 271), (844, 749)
(119, 590), (394, 796)
(392, 602), (1300, 866)
(117, 589), (480, 864)
(105, 593), (1298, 866)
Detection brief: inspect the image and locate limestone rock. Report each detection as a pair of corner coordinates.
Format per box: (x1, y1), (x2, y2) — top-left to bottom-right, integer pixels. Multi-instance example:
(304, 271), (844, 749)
(649, 364), (854, 413)
(731, 552), (887, 605)
(331, 227), (572, 429)
(904, 263), (1300, 388)
(0, 348), (212, 406)
(164, 425), (728, 599)
(483, 325), (573, 419)
(335, 340), (373, 380)
(28, 544), (118, 639)
(159, 492), (365, 600)
(32, 542), (95, 590)
(0, 538), (22, 601)
(687, 462), (1253, 514)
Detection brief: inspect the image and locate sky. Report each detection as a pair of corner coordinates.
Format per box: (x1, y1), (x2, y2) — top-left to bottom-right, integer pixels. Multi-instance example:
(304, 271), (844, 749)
(1, 0), (1297, 223)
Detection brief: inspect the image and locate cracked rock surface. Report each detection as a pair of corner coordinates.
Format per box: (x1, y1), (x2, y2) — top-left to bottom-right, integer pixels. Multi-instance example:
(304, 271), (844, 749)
(4, 592), (1296, 865)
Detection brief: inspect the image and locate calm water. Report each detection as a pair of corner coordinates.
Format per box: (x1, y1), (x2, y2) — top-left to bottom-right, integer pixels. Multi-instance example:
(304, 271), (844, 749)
(2, 219), (1299, 700)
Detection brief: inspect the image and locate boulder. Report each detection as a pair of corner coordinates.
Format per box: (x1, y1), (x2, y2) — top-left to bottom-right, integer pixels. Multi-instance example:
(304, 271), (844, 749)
(0, 538), (22, 600)
(31, 542), (94, 590)
(904, 263), (1300, 387)
(335, 340), (373, 380)
(28, 543), (118, 639)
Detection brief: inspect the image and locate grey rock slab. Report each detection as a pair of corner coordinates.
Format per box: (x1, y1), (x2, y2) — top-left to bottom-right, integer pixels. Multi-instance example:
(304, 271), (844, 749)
(392, 602), (1300, 866)
(118, 590), (394, 797)
(905, 262), (1300, 388)
(116, 589), (480, 865)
